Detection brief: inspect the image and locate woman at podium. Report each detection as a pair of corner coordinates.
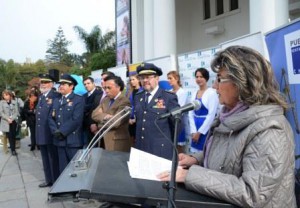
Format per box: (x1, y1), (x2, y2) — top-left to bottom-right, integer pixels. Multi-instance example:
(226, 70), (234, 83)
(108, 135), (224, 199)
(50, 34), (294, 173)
(158, 45), (296, 208)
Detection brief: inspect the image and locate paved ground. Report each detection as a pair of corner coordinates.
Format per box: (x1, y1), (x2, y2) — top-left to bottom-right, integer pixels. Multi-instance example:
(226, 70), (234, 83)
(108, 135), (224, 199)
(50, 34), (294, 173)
(0, 135), (102, 208)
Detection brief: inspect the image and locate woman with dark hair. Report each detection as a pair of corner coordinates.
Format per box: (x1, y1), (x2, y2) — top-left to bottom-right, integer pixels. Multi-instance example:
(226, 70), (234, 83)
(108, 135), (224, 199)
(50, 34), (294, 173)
(0, 90), (20, 155)
(23, 90), (40, 151)
(158, 46), (296, 207)
(188, 68), (219, 153)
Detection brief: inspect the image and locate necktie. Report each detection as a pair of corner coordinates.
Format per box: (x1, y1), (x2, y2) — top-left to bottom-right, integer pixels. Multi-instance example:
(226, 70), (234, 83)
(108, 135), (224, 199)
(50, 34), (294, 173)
(109, 99), (114, 107)
(145, 92), (151, 107)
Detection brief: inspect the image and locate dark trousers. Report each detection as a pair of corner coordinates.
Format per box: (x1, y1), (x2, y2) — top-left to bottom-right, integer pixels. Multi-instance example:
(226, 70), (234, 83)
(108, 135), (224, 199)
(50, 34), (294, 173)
(57, 146), (81, 174)
(28, 123), (36, 147)
(40, 144), (60, 184)
(6, 121), (17, 152)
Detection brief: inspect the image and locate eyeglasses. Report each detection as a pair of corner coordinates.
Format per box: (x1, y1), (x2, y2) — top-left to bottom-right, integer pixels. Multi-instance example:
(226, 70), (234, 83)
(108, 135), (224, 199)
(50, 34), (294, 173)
(103, 86), (112, 90)
(139, 75), (156, 81)
(217, 77), (231, 83)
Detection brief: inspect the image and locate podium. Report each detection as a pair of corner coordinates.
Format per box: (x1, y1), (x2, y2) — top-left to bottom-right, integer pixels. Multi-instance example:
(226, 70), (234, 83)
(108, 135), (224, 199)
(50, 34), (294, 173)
(49, 148), (235, 207)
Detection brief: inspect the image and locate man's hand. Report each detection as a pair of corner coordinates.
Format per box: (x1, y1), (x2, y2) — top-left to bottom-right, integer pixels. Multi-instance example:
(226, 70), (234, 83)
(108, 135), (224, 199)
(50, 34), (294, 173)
(54, 130), (65, 140)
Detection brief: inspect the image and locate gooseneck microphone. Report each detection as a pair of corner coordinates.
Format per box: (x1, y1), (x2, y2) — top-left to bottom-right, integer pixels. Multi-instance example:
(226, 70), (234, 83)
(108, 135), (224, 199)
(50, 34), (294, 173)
(159, 100), (201, 119)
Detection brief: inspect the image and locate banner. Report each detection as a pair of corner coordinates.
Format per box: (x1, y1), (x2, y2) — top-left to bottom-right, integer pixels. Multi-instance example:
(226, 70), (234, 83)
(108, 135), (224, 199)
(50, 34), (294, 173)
(265, 19), (300, 166)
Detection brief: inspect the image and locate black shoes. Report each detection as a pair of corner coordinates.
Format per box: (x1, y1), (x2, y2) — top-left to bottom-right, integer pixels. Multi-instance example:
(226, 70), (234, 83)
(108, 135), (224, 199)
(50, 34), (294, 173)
(12, 151), (17, 156)
(39, 182), (53, 188)
(30, 147), (35, 151)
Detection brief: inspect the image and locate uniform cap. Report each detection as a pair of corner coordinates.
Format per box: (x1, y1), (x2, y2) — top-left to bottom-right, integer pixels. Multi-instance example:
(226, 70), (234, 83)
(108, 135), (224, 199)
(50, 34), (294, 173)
(58, 74), (78, 86)
(39, 73), (54, 82)
(137, 63), (162, 76)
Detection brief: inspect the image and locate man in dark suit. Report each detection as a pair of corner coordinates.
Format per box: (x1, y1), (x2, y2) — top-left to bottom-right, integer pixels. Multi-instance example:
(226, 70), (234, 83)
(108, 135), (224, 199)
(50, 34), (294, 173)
(82, 77), (103, 147)
(48, 74), (85, 173)
(36, 74), (60, 188)
(91, 75), (131, 152)
(134, 63), (180, 160)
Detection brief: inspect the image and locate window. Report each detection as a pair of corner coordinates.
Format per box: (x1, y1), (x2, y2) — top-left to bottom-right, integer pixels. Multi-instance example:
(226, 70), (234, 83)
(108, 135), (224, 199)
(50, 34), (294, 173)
(216, 0), (224, 16)
(204, 0), (210, 20)
(230, 0), (238, 11)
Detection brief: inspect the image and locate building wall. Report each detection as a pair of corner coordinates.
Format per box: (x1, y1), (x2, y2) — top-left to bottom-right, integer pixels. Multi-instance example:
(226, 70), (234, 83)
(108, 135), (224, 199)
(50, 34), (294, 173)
(176, 0), (250, 55)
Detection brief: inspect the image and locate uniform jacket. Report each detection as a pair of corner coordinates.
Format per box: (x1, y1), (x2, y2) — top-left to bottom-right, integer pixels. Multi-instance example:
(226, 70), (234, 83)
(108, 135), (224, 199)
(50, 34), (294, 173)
(48, 92), (85, 147)
(0, 100), (19, 132)
(185, 105), (296, 208)
(83, 88), (103, 128)
(91, 94), (131, 152)
(134, 88), (180, 160)
(36, 89), (60, 145)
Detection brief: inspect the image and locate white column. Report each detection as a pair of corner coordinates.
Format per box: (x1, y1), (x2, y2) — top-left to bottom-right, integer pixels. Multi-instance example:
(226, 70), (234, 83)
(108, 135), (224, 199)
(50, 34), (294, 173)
(153, 0), (176, 58)
(250, 0), (289, 34)
(131, 0), (144, 63)
(143, 0), (154, 60)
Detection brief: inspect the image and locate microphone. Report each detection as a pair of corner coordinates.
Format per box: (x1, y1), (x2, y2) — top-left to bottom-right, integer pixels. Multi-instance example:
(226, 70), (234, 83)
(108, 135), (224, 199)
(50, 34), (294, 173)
(159, 100), (201, 119)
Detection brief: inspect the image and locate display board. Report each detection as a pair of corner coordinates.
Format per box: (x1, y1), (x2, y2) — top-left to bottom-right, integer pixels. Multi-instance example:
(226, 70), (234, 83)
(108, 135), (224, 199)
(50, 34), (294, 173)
(178, 48), (219, 98)
(91, 69), (103, 86)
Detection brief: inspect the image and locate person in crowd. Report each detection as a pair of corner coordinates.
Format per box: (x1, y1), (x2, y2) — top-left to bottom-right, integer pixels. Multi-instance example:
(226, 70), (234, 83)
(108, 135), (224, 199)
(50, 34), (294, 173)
(188, 68), (219, 153)
(167, 70), (190, 153)
(158, 45), (296, 207)
(99, 71), (115, 104)
(92, 75), (131, 152)
(127, 73), (143, 147)
(11, 90), (24, 149)
(82, 77), (103, 147)
(23, 90), (39, 151)
(134, 63), (180, 160)
(0, 90), (19, 156)
(36, 73), (60, 188)
(48, 74), (85, 174)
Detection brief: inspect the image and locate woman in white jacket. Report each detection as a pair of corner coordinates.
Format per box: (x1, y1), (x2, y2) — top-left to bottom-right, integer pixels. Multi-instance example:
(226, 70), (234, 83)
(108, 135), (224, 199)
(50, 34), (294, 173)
(188, 68), (219, 153)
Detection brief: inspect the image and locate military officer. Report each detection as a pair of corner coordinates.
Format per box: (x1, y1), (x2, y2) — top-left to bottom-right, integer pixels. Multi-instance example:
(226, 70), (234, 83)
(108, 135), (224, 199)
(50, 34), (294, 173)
(48, 74), (85, 173)
(36, 73), (60, 188)
(134, 63), (180, 160)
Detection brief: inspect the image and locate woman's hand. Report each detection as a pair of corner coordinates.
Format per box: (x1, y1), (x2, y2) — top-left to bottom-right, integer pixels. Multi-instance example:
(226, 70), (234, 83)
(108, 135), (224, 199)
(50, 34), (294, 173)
(191, 132), (201, 143)
(129, 118), (136, 125)
(178, 153), (198, 168)
(157, 168), (188, 183)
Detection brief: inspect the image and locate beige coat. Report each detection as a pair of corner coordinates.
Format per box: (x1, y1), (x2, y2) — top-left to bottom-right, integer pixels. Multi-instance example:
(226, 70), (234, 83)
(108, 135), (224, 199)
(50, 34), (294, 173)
(91, 94), (131, 152)
(0, 100), (19, 133)
(186, 105), (296, 208)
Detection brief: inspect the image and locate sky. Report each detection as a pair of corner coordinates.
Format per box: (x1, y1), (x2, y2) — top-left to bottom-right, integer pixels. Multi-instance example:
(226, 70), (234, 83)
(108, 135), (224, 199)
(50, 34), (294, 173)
(0, 0), (115, 63)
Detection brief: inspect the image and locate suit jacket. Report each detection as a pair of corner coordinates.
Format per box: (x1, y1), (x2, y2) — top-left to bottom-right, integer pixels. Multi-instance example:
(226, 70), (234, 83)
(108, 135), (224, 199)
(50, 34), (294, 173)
(36, 89), (60, 145)
(134, 88), (180, 160)
(48, 92), (85, 147)
(91, 94), (131, 152)
(83, 88), (103, 128)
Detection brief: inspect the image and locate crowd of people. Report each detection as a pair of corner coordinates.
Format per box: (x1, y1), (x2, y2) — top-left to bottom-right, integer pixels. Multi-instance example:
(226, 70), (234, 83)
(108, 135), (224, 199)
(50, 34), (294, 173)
(0, 45), (296, 207)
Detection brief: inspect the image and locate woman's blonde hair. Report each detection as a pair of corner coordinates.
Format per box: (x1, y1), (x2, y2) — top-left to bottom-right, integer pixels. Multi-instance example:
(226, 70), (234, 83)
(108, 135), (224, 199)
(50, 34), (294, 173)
(211, 45), (288, 109)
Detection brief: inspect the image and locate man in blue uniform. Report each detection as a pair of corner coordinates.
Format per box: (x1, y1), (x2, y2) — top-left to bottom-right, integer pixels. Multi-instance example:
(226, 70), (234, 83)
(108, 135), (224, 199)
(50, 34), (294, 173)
(48, 74), (85, 173)
(134, 63), (180, 160)
(36, 73), (60, 188)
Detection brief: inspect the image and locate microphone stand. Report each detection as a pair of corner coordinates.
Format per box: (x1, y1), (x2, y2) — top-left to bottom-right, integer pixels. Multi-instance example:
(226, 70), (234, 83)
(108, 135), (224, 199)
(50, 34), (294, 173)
(72, 107), (132, 170)
(164, 113), (181, 208)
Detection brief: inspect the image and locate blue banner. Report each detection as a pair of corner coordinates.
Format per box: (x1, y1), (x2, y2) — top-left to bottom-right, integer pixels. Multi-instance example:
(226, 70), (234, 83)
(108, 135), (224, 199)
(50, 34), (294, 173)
(265, 19), (300, 167)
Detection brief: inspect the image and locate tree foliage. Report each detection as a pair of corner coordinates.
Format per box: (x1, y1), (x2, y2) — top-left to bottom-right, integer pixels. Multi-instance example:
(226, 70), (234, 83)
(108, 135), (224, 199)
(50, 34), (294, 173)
(46, 27), (71, 65)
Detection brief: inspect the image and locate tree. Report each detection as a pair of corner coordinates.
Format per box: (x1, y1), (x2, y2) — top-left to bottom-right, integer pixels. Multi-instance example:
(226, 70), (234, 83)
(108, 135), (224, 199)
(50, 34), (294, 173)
(46, 27), (71, 65)
(73, 25), (116, 69)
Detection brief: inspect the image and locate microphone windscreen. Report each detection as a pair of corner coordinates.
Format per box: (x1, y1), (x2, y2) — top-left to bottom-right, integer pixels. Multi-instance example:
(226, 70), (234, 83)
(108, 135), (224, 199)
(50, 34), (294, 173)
(193, 100), (201, 110)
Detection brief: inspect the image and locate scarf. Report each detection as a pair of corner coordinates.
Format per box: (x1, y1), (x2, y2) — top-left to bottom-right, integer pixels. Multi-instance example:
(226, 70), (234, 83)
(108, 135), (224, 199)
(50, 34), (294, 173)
(203, 102), (249, 168)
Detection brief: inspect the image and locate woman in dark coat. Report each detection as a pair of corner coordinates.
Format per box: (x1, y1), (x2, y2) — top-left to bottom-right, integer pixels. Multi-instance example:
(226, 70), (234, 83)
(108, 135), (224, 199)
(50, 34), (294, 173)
(23, 90), (39, 151)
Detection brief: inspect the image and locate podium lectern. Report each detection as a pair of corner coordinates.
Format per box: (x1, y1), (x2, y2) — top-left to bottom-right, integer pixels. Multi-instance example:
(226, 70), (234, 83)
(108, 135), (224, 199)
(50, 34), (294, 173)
(49, 148), (235, 208)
